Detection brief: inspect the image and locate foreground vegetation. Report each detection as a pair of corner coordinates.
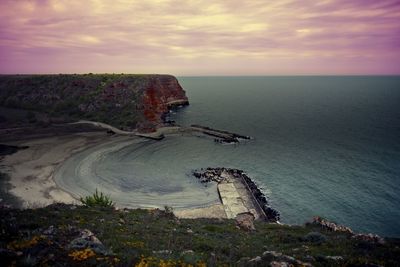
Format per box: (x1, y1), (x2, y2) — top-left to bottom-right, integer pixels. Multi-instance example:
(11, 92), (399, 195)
(0, 204), (399, 266)
(80, 189), (114, 208)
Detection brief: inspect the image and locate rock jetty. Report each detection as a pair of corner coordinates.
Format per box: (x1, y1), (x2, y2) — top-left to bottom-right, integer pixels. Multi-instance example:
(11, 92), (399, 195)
(193, 167), (280, 222)
(190, 125), (251, 144)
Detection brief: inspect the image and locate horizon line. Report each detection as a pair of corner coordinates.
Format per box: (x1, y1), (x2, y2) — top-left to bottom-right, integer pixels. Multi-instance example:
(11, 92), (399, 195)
(1, 73), (400, 77)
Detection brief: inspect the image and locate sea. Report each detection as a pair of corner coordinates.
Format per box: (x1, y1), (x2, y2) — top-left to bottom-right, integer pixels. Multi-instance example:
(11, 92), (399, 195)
(55, 76), (400, 237)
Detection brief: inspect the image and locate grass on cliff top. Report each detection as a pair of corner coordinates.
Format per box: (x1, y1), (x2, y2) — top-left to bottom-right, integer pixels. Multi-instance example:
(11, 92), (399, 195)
(1, 204), (399, 266)
(0, 74), (158, 130)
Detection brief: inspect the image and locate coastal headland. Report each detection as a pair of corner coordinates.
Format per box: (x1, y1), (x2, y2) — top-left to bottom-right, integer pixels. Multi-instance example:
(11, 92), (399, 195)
(0, 74), (399, 266)
(0, 74), (189, 133)
(0, 74), (262, 220)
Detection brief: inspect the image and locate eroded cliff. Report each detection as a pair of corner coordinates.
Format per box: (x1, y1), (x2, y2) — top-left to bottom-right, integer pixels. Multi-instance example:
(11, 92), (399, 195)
(0, 74), (188, 132)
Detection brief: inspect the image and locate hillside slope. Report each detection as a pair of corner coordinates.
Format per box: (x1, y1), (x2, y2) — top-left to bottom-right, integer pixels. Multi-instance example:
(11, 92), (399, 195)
(0, 204), (399, 266)
(0, 74), (188, 132)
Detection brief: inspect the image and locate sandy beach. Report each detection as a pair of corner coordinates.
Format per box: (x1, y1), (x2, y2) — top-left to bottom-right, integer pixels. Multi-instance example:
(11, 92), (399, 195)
(0, 126), (226, 218)
(1, 132), (113, 207)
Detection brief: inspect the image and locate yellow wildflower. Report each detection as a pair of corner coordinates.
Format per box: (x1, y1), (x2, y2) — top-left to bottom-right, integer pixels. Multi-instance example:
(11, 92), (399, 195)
(7, 236), (41, 250)
(68, 248), (96, 261)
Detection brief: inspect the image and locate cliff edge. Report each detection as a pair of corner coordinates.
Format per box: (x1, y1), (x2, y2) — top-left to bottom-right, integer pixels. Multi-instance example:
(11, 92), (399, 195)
(0, 74), (188, 132)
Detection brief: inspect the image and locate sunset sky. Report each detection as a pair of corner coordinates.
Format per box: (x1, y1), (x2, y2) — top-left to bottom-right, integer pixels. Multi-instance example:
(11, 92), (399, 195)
(0, 0), (399, 75)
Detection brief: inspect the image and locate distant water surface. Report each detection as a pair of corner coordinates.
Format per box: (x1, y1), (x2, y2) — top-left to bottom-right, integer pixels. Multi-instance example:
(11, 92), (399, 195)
(55, 76), (400, 237)
(169, 76), (400, 237)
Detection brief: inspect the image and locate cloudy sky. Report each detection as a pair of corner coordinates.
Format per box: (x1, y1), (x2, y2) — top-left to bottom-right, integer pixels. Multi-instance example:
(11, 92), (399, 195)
(0, 0), (399, 75)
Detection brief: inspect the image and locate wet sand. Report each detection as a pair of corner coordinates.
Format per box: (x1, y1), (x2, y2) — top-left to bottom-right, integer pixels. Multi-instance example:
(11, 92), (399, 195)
(0, 127), (226, 218)
(1, 132), (111, 207)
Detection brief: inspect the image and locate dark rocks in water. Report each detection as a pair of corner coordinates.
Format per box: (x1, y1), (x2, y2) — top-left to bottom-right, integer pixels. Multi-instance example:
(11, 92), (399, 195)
(214, 138), (239, 144)
(192, 167), (280, 222)
(106, 129), (115, 135)
(191, 124), (251, 144)
(164, 119), (176, 125)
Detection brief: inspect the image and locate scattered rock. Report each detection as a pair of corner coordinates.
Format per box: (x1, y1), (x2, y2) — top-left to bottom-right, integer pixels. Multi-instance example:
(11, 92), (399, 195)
(262, 250), (282, 261)
(352, 233), (385, 245)
(302, 231), (327, 244)
(311, 217), (353, 234)
(303, 255), (315, 262)
(248, 256), (262, 263)
(180, 250), (194, 256)
(324, 255), (344, 261)
(270, 261), (290, 267)
(237, 257), (251, 266)
(152, 250), (172, 255)
(68, 229), (110, 255)
(280, 255), (296, 263)
(235, 212), (256, 231)
(296, 260), (314, 266)
(43, 225), (55, 236)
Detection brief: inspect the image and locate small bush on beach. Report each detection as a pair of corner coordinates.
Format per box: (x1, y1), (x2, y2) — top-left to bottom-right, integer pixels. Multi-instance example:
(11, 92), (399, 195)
(80, 189), (114, 207)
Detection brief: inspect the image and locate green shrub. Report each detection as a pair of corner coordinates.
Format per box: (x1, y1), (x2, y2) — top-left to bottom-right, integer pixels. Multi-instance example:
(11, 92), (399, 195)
(302, 231), (327, 244)
(80, 189), (114, 207)
(163, 206), (175, 218)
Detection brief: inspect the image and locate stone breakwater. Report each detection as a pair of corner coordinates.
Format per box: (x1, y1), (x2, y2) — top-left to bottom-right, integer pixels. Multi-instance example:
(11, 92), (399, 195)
(193, 167), (280, 222)
(190, 125), (251, 144)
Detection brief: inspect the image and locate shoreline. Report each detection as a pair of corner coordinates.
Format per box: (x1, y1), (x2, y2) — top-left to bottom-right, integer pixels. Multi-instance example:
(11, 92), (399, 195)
(0, 120), (269, 221)
(0, 125), (230, 218)
(0, 131), (113, 208)
(0, 124), (391, 240)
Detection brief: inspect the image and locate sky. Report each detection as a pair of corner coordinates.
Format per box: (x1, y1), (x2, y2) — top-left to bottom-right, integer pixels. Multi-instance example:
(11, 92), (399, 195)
(0, 0), (399, 75)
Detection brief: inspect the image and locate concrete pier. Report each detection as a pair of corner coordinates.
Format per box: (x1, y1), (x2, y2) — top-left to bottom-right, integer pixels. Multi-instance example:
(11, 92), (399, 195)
(217, 175), (263, 219)
(193, 168), (279, 222)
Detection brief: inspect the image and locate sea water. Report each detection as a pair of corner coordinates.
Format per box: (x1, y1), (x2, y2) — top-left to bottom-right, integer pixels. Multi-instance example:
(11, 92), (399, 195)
(55, 76), (400, 237)
(169, 76), (400, 237)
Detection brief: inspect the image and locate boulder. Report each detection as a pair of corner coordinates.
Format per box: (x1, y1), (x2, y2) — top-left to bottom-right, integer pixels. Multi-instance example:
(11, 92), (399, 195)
(68, 229), (110, 255)
(235, 212), (256, 231)
(270, 261), (290, 267)
(352, 233), (385, 245)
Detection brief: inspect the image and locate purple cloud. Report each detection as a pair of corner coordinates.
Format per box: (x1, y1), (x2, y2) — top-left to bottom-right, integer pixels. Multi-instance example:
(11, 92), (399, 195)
(0, 0), (399, 75)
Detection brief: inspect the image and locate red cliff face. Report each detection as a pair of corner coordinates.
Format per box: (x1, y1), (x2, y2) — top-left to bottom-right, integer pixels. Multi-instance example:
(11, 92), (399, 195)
(138, 75), (189, 132)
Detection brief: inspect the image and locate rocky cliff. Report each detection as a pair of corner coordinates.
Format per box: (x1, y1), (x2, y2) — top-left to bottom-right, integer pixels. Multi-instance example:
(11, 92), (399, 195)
(138, 75), (189, 132)
(0, 74), (188, 132)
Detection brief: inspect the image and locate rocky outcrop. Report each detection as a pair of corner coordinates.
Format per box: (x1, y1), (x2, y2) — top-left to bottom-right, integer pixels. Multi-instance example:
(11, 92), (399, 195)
(310, 216), (385, 245)
(310, 216), (353, 234)
(0, 74), (188, 133)
(238, 250), (314, 267)
(235, 212), (256, 231)
(138, 75), (188, 132)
